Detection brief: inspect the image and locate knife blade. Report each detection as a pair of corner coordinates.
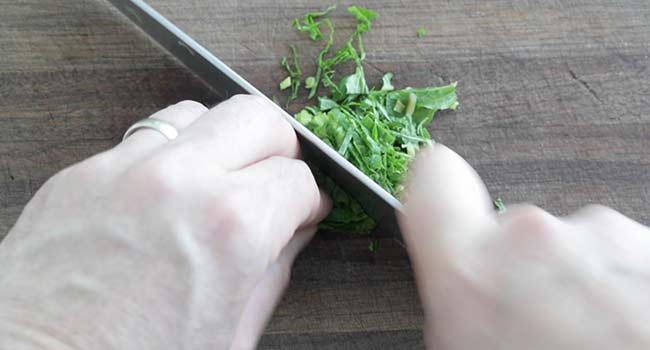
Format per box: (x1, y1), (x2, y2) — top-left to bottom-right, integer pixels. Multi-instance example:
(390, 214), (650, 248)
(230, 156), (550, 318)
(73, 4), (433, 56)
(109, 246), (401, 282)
(107, 0), (404, 238)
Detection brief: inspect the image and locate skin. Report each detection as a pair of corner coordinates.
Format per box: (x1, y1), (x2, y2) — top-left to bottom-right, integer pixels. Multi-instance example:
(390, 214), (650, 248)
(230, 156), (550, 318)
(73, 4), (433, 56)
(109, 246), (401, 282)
(400, 145), (650, 349)
(0, 96), (330, 350)
(1, 96), (649, 349)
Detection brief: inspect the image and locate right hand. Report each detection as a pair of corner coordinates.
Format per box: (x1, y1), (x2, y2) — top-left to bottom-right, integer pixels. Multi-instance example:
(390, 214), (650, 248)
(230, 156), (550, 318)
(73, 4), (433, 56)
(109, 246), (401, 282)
(399, 144), (650, 349)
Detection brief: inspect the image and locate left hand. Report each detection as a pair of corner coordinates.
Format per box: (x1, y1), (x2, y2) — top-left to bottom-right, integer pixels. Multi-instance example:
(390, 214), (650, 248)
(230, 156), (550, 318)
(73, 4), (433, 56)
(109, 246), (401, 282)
(0, 96), (330, 349)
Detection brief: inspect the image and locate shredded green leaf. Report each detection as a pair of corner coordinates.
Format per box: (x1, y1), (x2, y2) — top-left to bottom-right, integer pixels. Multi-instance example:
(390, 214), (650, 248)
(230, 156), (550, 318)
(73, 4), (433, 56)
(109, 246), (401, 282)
(381, 72), (394, 91)
(494, 198), (507, 213)
(298, 80), (458, 196)
(305, 76), (316, 89)
(281, 6), (459, 233)
(417, 27), (426, 38)
(280, 44), (302, 107)
(348, 6), (378, 33)
(289, 5), (377, 102)
(279, 77), (291, 90)
(292, 5), (337, 40)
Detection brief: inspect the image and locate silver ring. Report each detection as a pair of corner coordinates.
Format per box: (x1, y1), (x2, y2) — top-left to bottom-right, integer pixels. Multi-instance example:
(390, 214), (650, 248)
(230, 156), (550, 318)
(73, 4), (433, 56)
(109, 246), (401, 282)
(122, 118), (179, 142)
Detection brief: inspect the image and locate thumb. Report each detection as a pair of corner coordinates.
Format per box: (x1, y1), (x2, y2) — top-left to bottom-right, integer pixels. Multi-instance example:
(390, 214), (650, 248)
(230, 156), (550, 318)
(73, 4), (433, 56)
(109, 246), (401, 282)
(398, 144), (497, 302)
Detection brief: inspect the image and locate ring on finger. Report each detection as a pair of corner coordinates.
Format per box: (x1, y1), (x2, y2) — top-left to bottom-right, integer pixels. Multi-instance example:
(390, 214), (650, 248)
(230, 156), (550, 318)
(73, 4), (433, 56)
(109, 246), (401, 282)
(122, 118), (179, 142)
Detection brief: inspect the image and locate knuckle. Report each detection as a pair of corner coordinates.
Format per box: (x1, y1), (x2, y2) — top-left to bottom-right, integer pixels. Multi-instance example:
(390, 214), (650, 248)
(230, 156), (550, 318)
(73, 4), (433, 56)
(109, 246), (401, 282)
(174, 99), (207, 114)
(227, 93), (263, 106)
(209, 188), (256, 236)
(260, 109), (294, 139)
(216, 95), (297, 153)
(229, 94), (294, 136)
(573, 204), (621, 221)
(503, 205), (558, 239)
(567, 205), (633, 233)
(272, 157), (317, 193)
(286, 158), (313, 179)
(291, 160), (319, 195)
(210, 190), (250, 232)
(206, 189), (264, 254)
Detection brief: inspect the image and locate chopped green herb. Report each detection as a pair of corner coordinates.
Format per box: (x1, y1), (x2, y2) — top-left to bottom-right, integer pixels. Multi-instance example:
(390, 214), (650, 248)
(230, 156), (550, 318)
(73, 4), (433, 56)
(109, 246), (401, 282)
(289, 5), (377, 102)
(405, 92), (417, 117)
(348, 6), (378, 33)
(347, 6), (378, 59)
(494, 198), (507, 213)
(280, 44), (302, 107)
(281, 6), (459, 232)
(318, 96), (338, 111)
(292, 5), (337, 41)
(393, 99), (405, 113)
(279, 77), (292, 90)
(417, 27), (426, 38)
(381, 72), (394, 91)
(305, 76), (317, 89)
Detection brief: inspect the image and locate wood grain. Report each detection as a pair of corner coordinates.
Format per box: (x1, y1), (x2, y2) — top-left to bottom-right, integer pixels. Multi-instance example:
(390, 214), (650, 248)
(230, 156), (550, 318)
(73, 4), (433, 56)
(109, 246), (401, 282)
(1, 0), (649, 348)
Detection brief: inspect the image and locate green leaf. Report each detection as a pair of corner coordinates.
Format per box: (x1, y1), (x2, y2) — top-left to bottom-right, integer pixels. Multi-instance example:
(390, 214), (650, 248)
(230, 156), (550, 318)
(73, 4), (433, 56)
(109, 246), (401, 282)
(293, 5), (337, 41)
(381, 72), (394, 91)
(494, 198), (507, 213)
(309, 19), (335, 99)
(417, 27), (426, 38)
(279, 76), (291, 90)
(318, 96), (339, 111)
(338, 66), (369, 96)
(393, 99), (405, 113)
(305, 76), (316, 89)
(347, 6), (378, 34)
(285, 5), (458, 234)
(295, 109), (313, 125)
(388, 83), (459, 111)
(280, 45), (303, 107)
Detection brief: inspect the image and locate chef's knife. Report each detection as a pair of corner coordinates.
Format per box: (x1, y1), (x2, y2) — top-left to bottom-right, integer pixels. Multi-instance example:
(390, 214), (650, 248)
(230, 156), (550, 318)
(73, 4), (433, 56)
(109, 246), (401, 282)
(108, 0), (403, 238)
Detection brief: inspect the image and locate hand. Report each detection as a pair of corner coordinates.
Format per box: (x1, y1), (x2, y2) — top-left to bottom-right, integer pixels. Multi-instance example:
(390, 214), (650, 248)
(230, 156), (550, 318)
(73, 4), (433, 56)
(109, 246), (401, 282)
(399, 144), (650, 350)
(0, 96), (330, 349)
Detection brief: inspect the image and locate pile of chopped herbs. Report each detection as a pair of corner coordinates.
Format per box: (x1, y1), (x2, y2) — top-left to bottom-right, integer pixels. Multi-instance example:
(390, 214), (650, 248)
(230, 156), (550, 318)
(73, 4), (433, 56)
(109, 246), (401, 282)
(279, 5), (458, 233)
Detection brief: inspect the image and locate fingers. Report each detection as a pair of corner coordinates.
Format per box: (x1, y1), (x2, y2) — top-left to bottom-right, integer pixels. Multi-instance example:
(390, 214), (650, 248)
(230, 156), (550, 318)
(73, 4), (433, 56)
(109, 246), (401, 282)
(167, 95), (300, 173)
(565, 205), (650, 247)
(565, 205), (640, 231)
(495, 204), (568, 253)
(398, 144), (497, 297)
(117, 100), (207, 162)
(229, 227), (317, 350)
(400, 144), (497, 252)
(226, 156), (330, 259)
